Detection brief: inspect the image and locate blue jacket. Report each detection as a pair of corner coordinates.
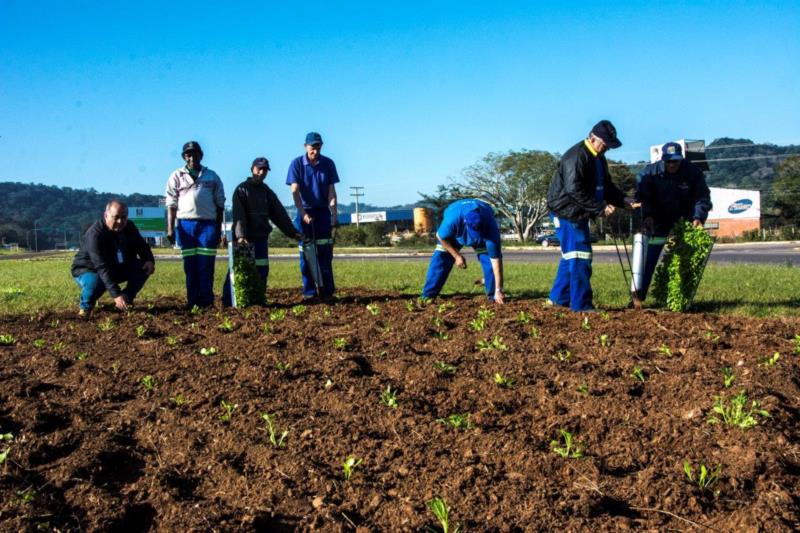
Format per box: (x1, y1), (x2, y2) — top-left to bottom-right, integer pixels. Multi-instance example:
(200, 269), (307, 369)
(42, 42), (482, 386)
(636, 160), (712, 235)
(437, 199), (502, 258)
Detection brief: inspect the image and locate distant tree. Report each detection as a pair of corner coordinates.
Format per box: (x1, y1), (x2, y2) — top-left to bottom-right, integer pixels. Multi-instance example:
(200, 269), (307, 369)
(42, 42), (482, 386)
(771, 156), (800, 225)
(451, 150), (558, 242)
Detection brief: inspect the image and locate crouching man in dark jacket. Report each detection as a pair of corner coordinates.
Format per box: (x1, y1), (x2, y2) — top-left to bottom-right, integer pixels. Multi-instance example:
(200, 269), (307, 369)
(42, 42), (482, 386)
(222, 157), (304, 306)
(71, 200), (155, 316)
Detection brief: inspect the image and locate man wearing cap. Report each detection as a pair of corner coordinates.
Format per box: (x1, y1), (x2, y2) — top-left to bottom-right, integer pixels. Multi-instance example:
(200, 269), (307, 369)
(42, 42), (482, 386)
(165, 141), (225, 308)
(421, 198), (505, 304)
(634, 142), (712, 300)
(286, 132), (339, 300)
(546, 120), (636, 311)
(71, 200), (155, 317)
(222, 157), (305, 306)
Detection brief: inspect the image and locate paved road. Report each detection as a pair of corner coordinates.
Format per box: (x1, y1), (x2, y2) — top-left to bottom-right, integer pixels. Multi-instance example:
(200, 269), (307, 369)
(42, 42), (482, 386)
(5, 242), (799, 265)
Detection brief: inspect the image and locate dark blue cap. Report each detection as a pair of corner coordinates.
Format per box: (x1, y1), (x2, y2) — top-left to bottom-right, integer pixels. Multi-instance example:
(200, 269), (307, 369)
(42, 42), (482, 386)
(661, 142), (684, 161)
(464, 210), (483, 244)
(305, 132), (323, 145)
(251, 157), (270, 170)
(182, 140), (203, 155)
(590, 120), (622, 149)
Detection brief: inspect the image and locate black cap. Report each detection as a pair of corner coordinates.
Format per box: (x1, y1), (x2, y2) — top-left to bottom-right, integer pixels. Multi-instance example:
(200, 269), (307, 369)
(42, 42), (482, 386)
(251, 157), (271, 170)
(590, 120), (622, 149)
(182, 141), (203, 155)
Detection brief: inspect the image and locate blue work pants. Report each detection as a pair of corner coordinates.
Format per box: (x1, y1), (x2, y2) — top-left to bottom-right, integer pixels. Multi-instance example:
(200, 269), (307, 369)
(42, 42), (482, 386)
(294, 207), (335, 298)
(549, 215), (594, 311)
(421, 245), (496, 300)
(636, 234), (667, 300)
(176, 219), (219, 307)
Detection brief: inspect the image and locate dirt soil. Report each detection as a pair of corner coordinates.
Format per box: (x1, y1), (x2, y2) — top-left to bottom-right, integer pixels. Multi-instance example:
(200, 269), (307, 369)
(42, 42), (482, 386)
(1, 289), (799, 532)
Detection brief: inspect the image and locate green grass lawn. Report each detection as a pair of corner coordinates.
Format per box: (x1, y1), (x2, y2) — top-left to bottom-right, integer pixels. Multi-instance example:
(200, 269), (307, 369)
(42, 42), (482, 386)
(1, 256), (799, 316)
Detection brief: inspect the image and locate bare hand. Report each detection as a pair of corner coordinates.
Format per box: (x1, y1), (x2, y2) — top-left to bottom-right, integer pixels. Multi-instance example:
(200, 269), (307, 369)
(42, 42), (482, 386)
(603, 204), (616, 217)
(693, 219), (703, 228)
(455, 254), (467, 269)
(302, 213), (313, 224)
(237, 237), (248, 244)
(624, 197), (641, 209)
(494, 288), (505, 305)
(142, 261), (155, 276)
(113, 295), (130, 311)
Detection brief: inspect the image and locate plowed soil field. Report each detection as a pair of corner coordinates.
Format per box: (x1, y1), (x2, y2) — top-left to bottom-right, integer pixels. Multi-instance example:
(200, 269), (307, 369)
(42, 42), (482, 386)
(1, 289), (799, 531)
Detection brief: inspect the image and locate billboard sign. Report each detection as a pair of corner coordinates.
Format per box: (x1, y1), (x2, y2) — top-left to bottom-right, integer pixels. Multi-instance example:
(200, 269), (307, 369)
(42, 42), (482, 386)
(351, 211), (387, 223)
(707, 188), (760, 220)
(129, 206), (166, 233)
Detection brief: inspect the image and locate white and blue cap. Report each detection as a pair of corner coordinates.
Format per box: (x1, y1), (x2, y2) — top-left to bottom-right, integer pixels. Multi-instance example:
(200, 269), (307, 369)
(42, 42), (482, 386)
(661, 142), (684, 162)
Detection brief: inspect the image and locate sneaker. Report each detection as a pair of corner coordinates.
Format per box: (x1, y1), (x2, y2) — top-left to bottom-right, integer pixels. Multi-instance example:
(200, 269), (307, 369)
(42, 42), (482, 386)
(544, 299), (566, 308)
(78, 308), (92, 319)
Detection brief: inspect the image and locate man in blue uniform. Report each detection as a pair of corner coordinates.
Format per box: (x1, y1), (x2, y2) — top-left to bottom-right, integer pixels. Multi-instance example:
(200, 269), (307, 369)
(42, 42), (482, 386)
(286, 132), (339, 300)
(546, 120), (635, 311)
(421, 198), (505, 304)
(634, 142), (712, 300)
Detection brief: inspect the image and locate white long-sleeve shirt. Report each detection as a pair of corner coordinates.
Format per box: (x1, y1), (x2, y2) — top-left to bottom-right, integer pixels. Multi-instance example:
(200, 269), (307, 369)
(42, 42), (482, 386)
(165, 166), (225, 220)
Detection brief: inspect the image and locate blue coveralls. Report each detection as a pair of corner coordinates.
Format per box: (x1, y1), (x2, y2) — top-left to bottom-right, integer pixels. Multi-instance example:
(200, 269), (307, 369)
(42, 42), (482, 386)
(286, 154), (339, 298)
(421, 199), (501, 300)
(548, 157), (606, 312)
(176, 220), (219, 308)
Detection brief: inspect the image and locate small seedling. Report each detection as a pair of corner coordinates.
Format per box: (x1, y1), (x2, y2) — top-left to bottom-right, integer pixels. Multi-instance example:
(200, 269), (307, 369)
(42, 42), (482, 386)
(493, 373), (515, 389)
(291, 304), (307, 316)
(380, 385), (398, 408)
(49, 319), (60, 329)
(576, 383), (589, 395)
(517, 311), (532, 324)
(170, 393), (188, 407)
(759, 352), (780, 367)
(333, 337), (349, 350)
(598, 334), (609, 347)
(97, 318), (115, 332)
(260, 413), (288, 448)
(434, 330), (450, 341)
(703, 330), (720, 343)
(190, 304), (202, 315)
(477, 307), (495, 322)
(599, 311), (610, 320)
(111, 362), (120, 375)
(0, 334), (16, 346)
(792, 334), (800, 355)
(199, 347), (217, 356)
(683, 461), (721, 493)
(437, 302), (454, 314)
(365, 303), (380, 316)
(707, 392), (769, 429)
(166, 336), (178, 346)
(631, 366), (647, 383)
(550, 429), (584, 458)
(269, 309), (286, 322)
(15, 488), (35, 504)
(467, 318), (486, 332)
(432, 315), (445, 329)
(135, 325), (148, 338)
(476, 335), (507, 351)
(32, 338), (45, 348)
(427, 496), (458, 533)
(52, 341), (66, 352)
(721, 367), (735, 388)
(530, 326), (541, 339)
(552, 349), (572, 363)
(342, 456), (363, 480)
(75, 351), (88, 361)
(434, 361), (457, 375)
(405, 300), (415, 312)
(218, 316), (234, 332)
(658, 344), (672, 357)
(275, 361), (291, 373)
(581, 316), (591, 330)
(140, 375), (155, 392)
(437, 413), (474, 429)
(262, 323), (272, 334)
(0, 432), (12, 465)
(219, 400), (237, 422)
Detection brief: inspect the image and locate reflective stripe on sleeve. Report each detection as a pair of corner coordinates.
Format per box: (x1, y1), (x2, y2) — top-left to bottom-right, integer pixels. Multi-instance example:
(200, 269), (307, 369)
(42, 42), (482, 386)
(562, 251), (593, 260)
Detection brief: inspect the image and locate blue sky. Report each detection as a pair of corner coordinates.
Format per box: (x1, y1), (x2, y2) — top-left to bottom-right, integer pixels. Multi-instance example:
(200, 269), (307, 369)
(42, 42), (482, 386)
(2, 1), (798, 207)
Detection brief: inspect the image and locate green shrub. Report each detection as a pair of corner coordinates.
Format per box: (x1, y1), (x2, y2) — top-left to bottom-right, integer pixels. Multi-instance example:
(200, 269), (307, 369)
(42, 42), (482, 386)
(651, 220), (714, 312)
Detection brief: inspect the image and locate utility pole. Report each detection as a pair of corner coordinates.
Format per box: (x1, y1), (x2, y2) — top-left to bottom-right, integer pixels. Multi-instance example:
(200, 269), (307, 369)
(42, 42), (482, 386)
(34, 220), (38, 252)
(350, 186), (364, 228)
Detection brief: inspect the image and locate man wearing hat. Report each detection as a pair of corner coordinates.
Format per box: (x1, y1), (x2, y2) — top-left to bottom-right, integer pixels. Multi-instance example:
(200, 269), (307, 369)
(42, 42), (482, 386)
(286, 132), (340, 300)
(165, 141), (226, 308)
(633, 142), (712, 300)
(546, 120), (636, 311)
(421, 198), (505, 304)
(222, 157), (305, 306)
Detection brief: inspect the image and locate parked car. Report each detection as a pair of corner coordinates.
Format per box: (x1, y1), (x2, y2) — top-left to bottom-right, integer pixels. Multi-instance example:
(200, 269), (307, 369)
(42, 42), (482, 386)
(535, 233), (560, 247)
